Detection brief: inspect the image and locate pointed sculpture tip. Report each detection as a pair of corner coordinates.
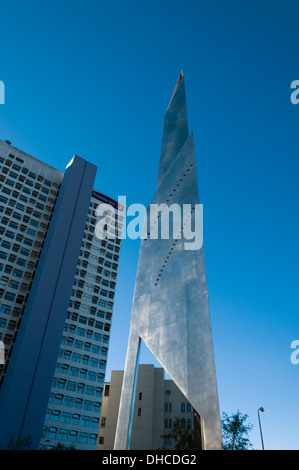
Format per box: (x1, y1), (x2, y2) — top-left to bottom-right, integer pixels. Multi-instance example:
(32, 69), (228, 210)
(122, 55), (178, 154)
(175, 69), (184, 89)
(167, 70), (185, 110)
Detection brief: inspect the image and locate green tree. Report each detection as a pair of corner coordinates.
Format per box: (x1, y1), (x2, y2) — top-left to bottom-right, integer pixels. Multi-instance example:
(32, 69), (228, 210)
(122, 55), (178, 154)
(50, 442), (76, 450)
(221, 410), (254, 450)
(161, 417), (201, 450)
(5, 435), (33, 450)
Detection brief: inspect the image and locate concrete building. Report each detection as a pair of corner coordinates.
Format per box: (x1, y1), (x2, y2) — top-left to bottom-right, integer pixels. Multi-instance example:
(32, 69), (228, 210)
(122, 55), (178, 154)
(98, 365), (203, 450)
(0, 139), (123, 449)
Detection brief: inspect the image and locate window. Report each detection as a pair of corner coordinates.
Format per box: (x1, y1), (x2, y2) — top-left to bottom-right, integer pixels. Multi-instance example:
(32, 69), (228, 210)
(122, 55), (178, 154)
(94, 402), (101, 413)
(61, 364), (69, 374)
(66, 381), (76, 392)
(138, 408), (142, 417)
(0, 304), (11, 314)
(8, 280), (19, 289)
(91, 418), (99, 429)
(81, 415), (90, 427)
(75, 399), (83, 409)
(83, 400), (92, 411)
(0, 317), (7, 328)
(1, 240), (11, 250)
(89, 434), (98, 445)
(139, 392), (142, 400)
(82, 355), (89, 364)
(69, 431), (78, 443)
(48, 427), (57, 439)
(86, 385), (94, 396)
(72, 353), (81, 363)
(54, 394), (63, 405)
(63, 350), (71, 361)
(72, 414), (80, 425)
(27, 228), (36, 236)
(57, 429), (68, 441)
(181, 403), (185, 413)
(77, 383), (85, 394)
(87, 371), (96, 381)
(69, 366), (79, 377)
(12, 164), (21, 171)
(4, 292), (15, 302)
(0, 196), (8, 204)
(74, 339), (83, 349)
(61, 412), (71, 424)
(64, 396), (74, 407)
(51, 410), (60, 422)
(4, 230), (14, 239)
(78, 432), (88, 444)
(90, 357), (98, 367)
(91, 344), (100, 354)
(97, 373), (105, 383)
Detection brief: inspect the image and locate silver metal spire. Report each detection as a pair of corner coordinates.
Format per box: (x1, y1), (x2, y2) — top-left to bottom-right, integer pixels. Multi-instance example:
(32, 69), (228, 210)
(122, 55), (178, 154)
(114, 73), (222, 450)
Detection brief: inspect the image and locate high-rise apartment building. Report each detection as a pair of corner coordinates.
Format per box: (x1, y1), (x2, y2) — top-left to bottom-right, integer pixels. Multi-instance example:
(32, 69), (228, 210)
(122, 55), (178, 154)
(98, 365), (203, 450)
(0, 139), (122, 449)
(40, 191), (122, 450)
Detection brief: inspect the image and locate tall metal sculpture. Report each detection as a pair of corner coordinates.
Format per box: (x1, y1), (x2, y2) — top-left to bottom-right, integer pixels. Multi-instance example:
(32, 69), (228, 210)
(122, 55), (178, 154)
(114, 72), (222, 450)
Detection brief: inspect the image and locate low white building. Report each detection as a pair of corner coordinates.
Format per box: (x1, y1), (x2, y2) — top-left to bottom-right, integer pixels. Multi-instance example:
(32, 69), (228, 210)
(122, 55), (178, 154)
(98, 364), (203, 450)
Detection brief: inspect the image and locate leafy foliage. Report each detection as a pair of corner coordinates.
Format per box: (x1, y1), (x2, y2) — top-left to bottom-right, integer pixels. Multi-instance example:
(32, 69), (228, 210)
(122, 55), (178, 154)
(5, 435), (33, 450)
(221, 410), (254, 450)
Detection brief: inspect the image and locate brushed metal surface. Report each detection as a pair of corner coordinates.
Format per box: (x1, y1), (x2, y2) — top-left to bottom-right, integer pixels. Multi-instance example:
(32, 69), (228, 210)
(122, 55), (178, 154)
(114, 72), (222, 450)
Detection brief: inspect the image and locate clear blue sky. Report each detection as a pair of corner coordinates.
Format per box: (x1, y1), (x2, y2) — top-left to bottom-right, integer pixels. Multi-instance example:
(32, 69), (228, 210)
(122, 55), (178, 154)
(1, 0), (299, 450)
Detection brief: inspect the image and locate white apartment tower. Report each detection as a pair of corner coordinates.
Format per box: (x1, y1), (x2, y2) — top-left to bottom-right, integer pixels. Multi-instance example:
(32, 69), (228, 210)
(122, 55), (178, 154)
(0, 139), (123, 449)
(40, 191), (122, 449)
